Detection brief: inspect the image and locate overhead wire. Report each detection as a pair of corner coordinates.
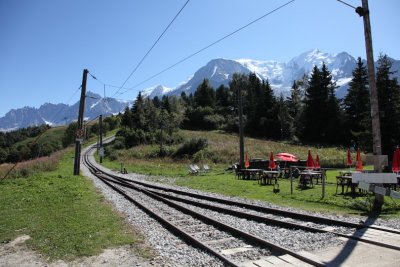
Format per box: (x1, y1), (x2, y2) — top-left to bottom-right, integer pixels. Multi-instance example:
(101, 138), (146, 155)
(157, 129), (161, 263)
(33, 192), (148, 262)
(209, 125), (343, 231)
(112, 0), (191, 98)
(116, 0), (296, 97)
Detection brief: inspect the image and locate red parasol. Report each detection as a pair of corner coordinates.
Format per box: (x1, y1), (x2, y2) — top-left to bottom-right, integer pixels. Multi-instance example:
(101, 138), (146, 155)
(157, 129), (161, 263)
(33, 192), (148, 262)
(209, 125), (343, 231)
(244, 153), (250, 169)
(392, 147), (400, 173)
(355, 148), (363, 171)
(315, 155), (321, 169)
(268, 152), (276, 170)
(306, 150), (315, 169)
(276, 153), (299, 162)
(346, 148), (353, 166)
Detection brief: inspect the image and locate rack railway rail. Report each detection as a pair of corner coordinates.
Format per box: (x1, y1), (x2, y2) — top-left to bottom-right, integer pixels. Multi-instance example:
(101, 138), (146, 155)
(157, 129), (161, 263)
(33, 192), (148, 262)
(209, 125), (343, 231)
(82, 145), (400, 266)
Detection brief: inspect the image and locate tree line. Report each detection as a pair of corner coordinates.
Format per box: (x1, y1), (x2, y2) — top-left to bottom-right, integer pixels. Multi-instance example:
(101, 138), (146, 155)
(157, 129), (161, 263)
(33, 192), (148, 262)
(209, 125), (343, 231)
(0, 125), (57, 163)
(118, 54), (400, 159)
(0, 115), (121, 164)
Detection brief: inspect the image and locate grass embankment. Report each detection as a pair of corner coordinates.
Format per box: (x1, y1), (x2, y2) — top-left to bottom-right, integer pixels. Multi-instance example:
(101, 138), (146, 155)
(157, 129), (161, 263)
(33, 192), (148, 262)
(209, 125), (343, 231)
(0, 148), (152, 261)
(100, 130), (400, 217)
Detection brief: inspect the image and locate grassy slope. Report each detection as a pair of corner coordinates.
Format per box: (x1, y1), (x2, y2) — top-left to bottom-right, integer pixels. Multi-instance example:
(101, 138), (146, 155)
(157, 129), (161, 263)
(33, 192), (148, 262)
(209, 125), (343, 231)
(0, 149), (151, 261)
(100, 129), (400, 217)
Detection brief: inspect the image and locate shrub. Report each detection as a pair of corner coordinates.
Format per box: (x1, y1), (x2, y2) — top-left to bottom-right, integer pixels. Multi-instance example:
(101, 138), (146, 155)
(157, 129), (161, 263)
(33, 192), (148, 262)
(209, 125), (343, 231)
(118, 129), (148, 148)
(204, 114), (226, 130)
(112, 136), (125, 149)
(192, 148), (222, 163)
(173, 138), (208, 158)
(148, 146), (174, 158)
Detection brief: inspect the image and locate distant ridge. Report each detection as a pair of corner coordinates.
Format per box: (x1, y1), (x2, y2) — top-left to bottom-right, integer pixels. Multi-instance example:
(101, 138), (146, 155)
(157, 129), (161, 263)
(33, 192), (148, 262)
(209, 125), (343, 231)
(0, 91), (131, 131)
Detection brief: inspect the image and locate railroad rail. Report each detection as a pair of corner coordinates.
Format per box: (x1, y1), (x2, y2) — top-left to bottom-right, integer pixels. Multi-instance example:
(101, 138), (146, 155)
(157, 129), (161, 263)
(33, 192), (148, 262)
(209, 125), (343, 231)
(83, 144), (400, 266)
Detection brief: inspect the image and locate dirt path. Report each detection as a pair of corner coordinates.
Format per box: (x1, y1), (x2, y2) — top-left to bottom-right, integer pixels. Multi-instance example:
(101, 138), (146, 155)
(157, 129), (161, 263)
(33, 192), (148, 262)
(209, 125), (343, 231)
(0, 235), (152, 267)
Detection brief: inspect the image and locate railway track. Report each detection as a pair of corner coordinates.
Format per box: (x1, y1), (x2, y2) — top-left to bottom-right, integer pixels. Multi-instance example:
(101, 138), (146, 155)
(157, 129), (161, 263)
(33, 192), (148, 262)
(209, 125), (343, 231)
(82, 145), (400, 266)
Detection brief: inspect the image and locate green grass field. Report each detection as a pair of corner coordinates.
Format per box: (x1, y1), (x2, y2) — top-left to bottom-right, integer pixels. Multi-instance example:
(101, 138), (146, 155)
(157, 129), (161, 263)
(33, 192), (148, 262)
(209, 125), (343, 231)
(99, 129), (400, 218)
(0, 149), (152, 261)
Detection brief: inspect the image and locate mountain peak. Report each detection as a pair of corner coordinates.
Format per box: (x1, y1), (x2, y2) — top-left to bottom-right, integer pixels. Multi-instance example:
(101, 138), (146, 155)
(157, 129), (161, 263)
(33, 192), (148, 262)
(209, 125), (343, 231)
(142, 85), (172, 99)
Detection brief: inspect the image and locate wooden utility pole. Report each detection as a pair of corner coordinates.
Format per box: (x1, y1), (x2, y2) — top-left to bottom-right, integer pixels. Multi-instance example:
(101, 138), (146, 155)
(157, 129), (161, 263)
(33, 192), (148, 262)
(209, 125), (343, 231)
(238, 86), (244, 169)
(99, 114), (103, 163)
(358, 0), (382, 159)
(357, 0), (384, 208)
(73, 69), (88, 175)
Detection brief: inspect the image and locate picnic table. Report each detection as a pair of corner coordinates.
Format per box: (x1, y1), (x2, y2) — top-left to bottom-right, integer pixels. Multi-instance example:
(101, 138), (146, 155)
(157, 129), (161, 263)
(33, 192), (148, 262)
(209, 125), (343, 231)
(259, 170), (280, 185)
(238, 168), (263, 180)
(298, 170), (323, 188)
(336, 172), (399, 196)
(335, 175), (357, 195)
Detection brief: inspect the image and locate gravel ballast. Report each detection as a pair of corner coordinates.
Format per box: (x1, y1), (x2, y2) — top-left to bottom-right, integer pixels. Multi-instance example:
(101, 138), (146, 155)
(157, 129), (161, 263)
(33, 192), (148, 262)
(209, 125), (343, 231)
(82, 149), (400, 266)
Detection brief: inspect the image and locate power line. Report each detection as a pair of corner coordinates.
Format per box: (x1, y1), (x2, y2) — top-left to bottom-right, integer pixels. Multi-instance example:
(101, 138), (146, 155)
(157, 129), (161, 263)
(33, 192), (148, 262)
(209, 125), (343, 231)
(116, 0), (296, 97)
(89, 72), (130, 91)
(112, 0), (191, 98)
(336, 0), (357, 10)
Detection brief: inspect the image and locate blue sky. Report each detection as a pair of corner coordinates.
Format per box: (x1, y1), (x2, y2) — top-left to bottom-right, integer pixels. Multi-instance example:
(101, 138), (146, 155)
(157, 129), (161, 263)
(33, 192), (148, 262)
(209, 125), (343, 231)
(1, 0), (399, 117)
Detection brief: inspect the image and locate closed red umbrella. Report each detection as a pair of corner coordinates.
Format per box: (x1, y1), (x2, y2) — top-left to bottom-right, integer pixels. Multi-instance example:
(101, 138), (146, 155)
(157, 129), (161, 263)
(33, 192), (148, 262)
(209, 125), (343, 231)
(355, 148), (363, 171)
(276, 153), (299, 162)
(392, 147), (400, 173)
(347, 148), (353, 166)
(315, 155), (321, 169)
(244, 153), (250, 169)
(268, 152), (276, 170)
(306, 150), (315, 169)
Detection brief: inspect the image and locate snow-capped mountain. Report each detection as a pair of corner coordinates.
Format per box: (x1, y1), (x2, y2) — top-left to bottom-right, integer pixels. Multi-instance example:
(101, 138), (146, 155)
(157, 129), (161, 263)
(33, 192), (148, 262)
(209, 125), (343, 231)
(168, 58), (252, 96)
(142, 85), (173, 99)
(0, 92), (130, 131)
(145, 49), (399, 99)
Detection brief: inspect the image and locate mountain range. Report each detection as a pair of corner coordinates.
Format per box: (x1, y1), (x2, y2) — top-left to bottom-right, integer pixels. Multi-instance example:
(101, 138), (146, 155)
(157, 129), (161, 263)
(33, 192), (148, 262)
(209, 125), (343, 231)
(0, 92), (130, 131)
(1, 49), (399, 131)
(142, 49), (400, 99)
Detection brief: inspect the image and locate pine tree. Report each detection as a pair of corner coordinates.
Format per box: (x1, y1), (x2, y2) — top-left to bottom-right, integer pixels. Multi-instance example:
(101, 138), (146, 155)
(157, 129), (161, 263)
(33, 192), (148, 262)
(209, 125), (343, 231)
(376, 54), (400, 157)
(258, 79), (278, 138)
(276, 93), (292, 139)
(301, 63), (342, 144)
(302, 65), (324, 142)
(343, 57), (371, 150)
(194, 79), (216, 108)
(323, 63), (343, 144)
(121, 106), (133, 129)
(286, 80), (303, 140)
(131, 92), (146, 129)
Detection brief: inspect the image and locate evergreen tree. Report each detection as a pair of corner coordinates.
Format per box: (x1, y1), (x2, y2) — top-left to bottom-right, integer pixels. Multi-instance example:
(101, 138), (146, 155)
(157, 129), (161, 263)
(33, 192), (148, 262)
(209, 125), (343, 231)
(276, 93), (292, 139)
(301, 63), (342, 144)
(322, 63), (343, 144)
(245, 72), (263, 134)
(181, 92), (190, 106)
(215, 84), (231, 118)
(131, 92), (146, 129)
(215, 84), (230, 108)
(152, 96), (161, 108)
(376, 54), (400, 157)
(343, 57), (372, 150)
(121, 106), (133, 129)
(161, 95), (171, 112)
(194, 79), (216, 108)
(286, 80), (303, 140)
(258, 79), (278, 138)
(302, 65), (324, 142)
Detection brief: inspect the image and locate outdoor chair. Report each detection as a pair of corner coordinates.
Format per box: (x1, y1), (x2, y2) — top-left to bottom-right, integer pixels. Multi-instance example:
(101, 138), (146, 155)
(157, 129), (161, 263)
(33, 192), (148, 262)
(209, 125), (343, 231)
(203, 164), (210, 172)
(188, 165), (199, 175)
(194, 165), (200, 172)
